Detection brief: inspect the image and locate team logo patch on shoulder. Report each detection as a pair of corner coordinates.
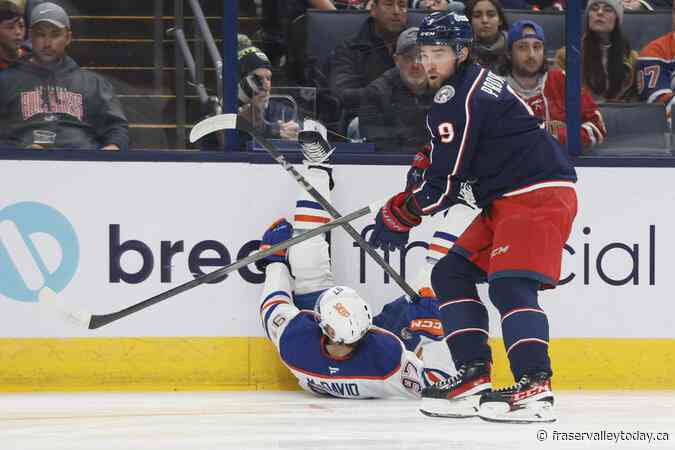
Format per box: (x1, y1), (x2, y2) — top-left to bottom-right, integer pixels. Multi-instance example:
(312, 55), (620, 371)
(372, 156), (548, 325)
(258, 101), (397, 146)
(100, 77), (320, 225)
(434, 85), (455, 104)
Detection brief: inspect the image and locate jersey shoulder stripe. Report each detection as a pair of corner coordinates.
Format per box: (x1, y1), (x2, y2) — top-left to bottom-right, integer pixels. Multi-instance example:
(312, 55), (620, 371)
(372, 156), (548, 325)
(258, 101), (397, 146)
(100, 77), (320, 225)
(260, 290), (291, 316)
(261, 291), (292, 338)
(639, 33), (675, 61)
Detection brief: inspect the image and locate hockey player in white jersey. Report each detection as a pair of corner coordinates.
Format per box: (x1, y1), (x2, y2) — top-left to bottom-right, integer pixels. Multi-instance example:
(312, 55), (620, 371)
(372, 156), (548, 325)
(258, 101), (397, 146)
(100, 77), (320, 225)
(256, 121), (454, 399)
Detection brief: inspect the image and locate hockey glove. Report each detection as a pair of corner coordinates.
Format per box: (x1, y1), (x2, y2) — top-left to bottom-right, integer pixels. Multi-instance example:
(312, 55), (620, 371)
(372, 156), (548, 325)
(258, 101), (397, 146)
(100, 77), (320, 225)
(369, 192), (421, 252)
(405, 144), (431, 193)
(255, 218), (293, 273)
(238, 73), (265, 104)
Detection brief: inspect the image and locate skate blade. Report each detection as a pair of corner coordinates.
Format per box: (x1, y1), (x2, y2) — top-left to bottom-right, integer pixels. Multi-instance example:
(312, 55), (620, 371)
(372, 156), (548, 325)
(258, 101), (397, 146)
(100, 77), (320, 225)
(420, 409), (477, 419)
(419, 395), (481, 419)
(478, 402), (556, 424)
(479, 415), (557, 424)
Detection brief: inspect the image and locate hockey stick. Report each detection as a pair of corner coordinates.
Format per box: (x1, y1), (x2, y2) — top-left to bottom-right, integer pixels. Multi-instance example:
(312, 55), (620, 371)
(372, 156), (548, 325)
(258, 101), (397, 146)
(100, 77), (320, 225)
(190, 114), (419, 300)
(46, 201), (381, 330)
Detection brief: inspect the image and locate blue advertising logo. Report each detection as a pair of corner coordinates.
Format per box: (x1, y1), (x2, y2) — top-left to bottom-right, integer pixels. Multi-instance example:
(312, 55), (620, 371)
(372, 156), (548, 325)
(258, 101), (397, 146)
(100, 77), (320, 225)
(0, 202), (79, 302)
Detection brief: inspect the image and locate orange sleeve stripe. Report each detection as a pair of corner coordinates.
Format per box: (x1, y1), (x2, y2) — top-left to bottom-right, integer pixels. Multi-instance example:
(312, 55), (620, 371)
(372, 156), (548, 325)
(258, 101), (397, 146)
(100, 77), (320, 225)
(294, 214), (330, 224)
(428, 243), (450, 254)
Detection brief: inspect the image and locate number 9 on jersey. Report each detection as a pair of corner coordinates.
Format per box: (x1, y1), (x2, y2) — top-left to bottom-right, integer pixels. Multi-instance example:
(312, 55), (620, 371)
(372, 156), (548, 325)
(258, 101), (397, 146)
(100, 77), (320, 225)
(438, 122), (454, 143)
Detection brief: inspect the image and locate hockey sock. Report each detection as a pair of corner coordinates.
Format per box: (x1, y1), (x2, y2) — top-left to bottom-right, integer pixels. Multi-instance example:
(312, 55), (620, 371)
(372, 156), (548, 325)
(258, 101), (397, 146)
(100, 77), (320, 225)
(431, 252), (491, 367)
(488, 277), (551, 380)
(290, 166), (335, 296)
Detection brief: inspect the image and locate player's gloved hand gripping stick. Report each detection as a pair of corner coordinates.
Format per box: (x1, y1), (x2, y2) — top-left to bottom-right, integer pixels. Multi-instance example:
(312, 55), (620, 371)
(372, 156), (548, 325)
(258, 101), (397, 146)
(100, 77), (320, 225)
(370, 192), (422, 252)
(189, 113), (419, 300)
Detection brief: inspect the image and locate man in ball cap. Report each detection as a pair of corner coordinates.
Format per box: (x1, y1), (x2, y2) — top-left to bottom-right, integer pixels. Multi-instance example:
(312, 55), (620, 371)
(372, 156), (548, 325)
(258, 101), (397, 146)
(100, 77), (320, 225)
(0, 1), (129, 150)
(357, 26), (435, 151)
(503, 19), (606, 150)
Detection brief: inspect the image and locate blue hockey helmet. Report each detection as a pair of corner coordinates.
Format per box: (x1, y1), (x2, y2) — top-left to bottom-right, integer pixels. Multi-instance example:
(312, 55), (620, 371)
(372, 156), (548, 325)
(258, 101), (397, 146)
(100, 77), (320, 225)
(417, 11), (473, 53)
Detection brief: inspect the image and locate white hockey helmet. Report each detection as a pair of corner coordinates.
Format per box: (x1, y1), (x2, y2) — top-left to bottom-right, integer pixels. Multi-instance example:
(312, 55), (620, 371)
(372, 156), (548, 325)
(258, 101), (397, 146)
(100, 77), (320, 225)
(315, 286), (373, 345)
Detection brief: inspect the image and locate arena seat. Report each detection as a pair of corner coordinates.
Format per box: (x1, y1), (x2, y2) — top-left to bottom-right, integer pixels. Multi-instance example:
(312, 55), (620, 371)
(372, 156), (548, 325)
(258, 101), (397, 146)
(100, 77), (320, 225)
(591, 103), (671, 155)
(622, 11), (671, 53)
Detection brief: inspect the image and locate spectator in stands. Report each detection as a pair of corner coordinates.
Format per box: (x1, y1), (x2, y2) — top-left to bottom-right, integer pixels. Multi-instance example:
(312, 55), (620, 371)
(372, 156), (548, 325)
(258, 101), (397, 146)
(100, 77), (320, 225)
(329, 0), (408, 115)
(467, 0), (509, 71)
(555, 0), (638, 102)
(356, 26), (435, 151)
(0, 2), (128, 150)
(503, 20), (607, 151)
(238, 45), (300, 140)
(636, 2), (675, 122)
(0, 0), (25, 69)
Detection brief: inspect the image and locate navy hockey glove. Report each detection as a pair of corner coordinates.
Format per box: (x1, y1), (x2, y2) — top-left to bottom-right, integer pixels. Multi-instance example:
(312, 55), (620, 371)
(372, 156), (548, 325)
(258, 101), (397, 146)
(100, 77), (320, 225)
(255, 218), (293, 272)
(369, 192), (421, 252)
(238, 73), (265, 104)
(405, 145), (431, 193)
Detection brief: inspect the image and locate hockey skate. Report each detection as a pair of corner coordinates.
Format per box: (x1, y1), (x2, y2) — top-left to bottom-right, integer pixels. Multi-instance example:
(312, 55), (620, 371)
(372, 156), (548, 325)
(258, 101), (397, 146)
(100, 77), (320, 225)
(419, 360), (491, 418)
(478, 372), (556, 424)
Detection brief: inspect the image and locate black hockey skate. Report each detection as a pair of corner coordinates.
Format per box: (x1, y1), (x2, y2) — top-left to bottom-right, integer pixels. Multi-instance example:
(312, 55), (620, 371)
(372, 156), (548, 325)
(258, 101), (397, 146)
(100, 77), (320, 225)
(478, 372), (556, 423)
(419, 360), (492, 418)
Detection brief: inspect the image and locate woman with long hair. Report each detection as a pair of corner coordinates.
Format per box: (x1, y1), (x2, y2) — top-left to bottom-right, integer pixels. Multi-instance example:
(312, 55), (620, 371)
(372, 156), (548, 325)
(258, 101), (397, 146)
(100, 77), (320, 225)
(466, 0), (509, 71)
(555, 0), (638, 102)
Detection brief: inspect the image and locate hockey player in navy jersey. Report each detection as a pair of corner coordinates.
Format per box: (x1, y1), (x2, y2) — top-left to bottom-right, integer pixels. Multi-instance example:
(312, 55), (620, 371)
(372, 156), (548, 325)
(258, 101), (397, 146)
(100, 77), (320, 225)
(368, 11), (578, 423)
(256, 121), (451, 399)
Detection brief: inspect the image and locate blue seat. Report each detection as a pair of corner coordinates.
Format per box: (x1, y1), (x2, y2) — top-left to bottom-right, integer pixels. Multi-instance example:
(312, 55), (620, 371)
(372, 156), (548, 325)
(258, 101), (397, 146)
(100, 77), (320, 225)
(590, 103), (671, 155)
(622, 11), (671, 53)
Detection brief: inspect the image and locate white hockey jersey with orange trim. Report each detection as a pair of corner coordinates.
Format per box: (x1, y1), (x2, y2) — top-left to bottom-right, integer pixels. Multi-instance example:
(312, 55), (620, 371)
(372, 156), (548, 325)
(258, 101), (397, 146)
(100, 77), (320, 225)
(259, 263), (425, 399)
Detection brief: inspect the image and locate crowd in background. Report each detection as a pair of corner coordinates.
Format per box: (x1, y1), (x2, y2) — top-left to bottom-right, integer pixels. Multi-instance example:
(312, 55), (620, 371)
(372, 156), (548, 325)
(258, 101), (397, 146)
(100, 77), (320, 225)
(0, 0), (674, 152)
(0, 0), (128, 150)
(241, 0), (675, 154)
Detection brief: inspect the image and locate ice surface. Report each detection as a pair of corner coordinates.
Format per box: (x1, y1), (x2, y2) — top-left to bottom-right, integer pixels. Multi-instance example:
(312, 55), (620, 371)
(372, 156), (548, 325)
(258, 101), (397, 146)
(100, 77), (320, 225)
(0, 391), (673, 450)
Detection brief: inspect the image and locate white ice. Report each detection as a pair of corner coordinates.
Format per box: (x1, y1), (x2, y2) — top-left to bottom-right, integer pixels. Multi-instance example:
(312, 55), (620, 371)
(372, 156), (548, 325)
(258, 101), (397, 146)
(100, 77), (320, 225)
(0, 391), (673, 450)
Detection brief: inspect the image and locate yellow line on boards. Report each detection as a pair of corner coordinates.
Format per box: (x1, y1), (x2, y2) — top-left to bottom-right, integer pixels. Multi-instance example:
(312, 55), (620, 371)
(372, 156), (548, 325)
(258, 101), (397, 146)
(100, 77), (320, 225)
(0, 337), (672, 392)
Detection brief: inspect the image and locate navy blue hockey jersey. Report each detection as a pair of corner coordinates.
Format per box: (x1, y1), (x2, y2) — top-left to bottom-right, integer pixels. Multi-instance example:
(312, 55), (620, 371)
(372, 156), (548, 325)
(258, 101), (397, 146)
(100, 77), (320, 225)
(412, 64), (577, 213)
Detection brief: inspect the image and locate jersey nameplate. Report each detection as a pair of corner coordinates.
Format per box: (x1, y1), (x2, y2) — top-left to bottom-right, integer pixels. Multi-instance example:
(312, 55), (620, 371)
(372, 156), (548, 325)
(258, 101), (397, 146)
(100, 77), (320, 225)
(480, 71), (505, 98)
(307, 378), (361, 397)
